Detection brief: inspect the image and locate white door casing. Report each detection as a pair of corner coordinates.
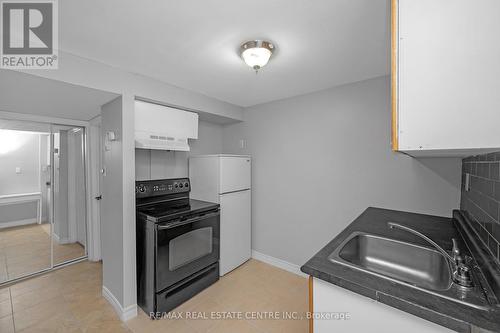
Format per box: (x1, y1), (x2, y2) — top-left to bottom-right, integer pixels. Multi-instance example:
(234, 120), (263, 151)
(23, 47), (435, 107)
(88, 116), (102, 261)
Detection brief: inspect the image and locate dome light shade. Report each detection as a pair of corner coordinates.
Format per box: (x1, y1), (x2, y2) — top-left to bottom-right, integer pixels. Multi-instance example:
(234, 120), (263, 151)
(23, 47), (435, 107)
(240, 40), (275, 71)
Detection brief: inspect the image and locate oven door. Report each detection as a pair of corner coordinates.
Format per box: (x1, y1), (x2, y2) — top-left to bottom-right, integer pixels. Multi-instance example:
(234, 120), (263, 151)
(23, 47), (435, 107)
(155, 210), (220, 292)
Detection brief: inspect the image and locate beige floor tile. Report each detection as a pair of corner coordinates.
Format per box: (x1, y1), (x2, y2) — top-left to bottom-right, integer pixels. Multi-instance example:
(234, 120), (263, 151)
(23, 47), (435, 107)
(208, 279), (254, 306)
(16, 311), (82, 333)
(69, 297), (121, 327)
(81, 320), (130, 333)
(9, 274), (56, 297)
(12, 296), (68, 331)
(127, 310), (192, 333)
(0, 298), (12, 319)
(61, 283), (101, 303)
(0, 256), (308, 333)
(11, 284), (63, 313)
(250, 316), (309, 333)
(0, 315), (14, 333)
(183, 299), (232, 333)
(0, 287), (10, 302)
(208, 319), (264, 333)
(5, 249), (51, 266)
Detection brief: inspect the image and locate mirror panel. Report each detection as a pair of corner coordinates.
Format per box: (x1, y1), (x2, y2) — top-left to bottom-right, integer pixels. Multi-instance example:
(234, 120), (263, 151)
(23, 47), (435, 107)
(52, 126), (87, 265)
(0, 120), (52, 282)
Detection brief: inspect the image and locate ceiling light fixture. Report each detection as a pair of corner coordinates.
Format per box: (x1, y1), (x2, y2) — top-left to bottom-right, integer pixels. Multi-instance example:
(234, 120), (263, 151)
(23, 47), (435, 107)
(240, 40), (275, 72)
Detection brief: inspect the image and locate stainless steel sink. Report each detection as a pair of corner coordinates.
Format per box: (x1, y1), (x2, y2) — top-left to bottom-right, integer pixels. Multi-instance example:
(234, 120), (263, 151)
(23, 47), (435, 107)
(329, 233), (452, 291)
(328, 232), (491, 310)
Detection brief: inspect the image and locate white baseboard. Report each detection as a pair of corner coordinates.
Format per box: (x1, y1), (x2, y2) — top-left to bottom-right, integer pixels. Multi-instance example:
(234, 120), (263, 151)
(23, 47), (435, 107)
(0, 218), (37, 229)
(53, 233), (73, 244)
(102, 286), (138, 321)
(52, 232), (76, 245)
(251, 250), (307, 278)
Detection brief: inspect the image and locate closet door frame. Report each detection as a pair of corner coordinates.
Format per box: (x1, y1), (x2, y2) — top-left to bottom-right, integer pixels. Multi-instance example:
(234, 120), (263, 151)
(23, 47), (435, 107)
(0, 111), (91, 286)
(50, 123), (88, 267)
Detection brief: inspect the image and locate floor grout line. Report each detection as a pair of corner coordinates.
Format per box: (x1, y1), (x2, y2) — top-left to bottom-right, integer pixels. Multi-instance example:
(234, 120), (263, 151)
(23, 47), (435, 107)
(8, 288), (15, 333)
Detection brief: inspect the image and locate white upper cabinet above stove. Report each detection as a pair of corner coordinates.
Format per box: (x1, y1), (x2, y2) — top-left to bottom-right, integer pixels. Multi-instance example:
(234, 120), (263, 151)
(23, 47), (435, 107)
(392, 0), (500, 157)
(135, 100), (198, 151)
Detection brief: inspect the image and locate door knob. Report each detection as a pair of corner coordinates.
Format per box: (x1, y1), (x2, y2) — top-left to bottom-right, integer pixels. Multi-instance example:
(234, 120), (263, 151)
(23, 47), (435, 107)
(95, 195), (102, 200)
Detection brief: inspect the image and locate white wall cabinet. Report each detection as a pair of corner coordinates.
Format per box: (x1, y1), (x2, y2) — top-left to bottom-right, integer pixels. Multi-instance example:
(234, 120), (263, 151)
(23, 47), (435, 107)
(312, 277), (453, 333)
(392, 0), (500, 156)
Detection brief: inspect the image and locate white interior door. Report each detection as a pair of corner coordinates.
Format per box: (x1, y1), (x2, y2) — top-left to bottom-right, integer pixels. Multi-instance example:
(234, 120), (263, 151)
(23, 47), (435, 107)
(219, 189), (251, 275)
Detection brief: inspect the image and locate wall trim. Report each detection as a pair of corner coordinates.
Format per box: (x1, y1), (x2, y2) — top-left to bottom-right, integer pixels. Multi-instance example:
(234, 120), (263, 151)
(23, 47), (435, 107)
(102, 286), (138, 321)
(251, 250), (307, 278)
(0, 218), (37, 229)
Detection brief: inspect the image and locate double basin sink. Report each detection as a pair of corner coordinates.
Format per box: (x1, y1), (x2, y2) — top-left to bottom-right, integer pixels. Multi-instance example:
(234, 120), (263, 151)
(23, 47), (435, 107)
(328, 232), (490, 310)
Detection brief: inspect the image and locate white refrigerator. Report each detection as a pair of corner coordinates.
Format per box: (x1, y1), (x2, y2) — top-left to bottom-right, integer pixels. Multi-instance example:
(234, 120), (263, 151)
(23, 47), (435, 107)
(189, 155), (251, 276)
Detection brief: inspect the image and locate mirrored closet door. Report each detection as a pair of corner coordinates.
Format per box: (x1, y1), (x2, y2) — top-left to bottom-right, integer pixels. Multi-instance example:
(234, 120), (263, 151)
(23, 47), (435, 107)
(0, 119), (87, 284)
(51, 125), (87, 265)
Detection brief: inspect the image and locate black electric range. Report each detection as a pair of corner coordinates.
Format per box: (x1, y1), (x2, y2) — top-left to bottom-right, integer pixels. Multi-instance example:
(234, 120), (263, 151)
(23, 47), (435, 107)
(137, 197), (219, 223)
(136, 178), (220, 317)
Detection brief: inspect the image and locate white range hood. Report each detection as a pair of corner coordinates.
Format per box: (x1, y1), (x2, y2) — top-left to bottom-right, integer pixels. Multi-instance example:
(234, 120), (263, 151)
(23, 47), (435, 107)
(135, 100), (198, 151)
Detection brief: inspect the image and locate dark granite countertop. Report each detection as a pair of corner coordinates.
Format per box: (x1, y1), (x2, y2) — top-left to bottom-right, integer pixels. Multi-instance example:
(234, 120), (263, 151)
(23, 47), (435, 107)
(301, 207), (500, 333)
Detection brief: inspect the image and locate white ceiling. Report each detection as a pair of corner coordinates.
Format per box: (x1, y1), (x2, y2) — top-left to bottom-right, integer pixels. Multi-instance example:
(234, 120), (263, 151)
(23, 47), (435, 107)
(0, 70), (119, 120)
(60, 0), (389, 107)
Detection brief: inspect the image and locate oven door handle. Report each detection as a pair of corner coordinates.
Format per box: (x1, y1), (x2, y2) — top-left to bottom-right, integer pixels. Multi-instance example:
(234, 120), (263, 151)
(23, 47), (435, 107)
(157, 211), (220, 230)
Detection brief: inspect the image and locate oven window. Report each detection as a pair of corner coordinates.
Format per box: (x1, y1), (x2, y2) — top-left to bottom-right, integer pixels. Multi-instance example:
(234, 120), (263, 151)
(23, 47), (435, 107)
(168, 227), (213, 271)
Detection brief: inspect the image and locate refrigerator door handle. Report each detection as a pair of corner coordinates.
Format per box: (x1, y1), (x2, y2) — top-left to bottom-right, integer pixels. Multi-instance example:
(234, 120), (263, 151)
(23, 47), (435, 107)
(220, 189), (250, 195)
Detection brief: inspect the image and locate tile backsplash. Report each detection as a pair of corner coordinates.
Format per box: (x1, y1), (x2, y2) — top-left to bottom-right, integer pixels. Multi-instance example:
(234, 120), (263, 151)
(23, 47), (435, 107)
(461, 152), (500, 263)
(135, 149), (189, 180)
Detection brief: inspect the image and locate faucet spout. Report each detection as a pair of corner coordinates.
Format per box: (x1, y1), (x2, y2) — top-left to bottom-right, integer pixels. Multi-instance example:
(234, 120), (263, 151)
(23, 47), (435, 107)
(387, 222), (473, 288)
(387, 222), (454, 262)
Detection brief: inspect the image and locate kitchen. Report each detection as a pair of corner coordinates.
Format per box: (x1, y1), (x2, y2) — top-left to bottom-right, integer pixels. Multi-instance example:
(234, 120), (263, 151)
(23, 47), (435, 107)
(0, 0), (499, 333)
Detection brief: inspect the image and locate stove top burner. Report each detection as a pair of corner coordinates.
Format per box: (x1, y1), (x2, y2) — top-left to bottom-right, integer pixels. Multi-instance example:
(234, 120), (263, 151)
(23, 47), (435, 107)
(138, 199), (191, 217)
(137, 198), (219, 223)
(136, 178), (219, 223)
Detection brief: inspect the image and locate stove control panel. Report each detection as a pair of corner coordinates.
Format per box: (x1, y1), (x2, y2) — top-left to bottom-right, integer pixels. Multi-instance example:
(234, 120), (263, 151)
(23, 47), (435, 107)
(135, 178), (190, 198)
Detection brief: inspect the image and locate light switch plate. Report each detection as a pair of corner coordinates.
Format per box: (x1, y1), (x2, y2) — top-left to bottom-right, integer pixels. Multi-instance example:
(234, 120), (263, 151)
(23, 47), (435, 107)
(15, 167), (21, 174)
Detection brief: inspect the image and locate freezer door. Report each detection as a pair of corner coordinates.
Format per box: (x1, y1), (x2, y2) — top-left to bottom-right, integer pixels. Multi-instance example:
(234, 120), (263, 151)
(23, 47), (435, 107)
(189, 156), (220, 203)
(219, 156), (251, 194)
(219, 190), (251, 276)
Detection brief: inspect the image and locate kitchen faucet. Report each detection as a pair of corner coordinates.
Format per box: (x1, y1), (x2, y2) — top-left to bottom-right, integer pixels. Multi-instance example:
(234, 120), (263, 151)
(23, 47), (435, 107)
(388, 222), (473, 288)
